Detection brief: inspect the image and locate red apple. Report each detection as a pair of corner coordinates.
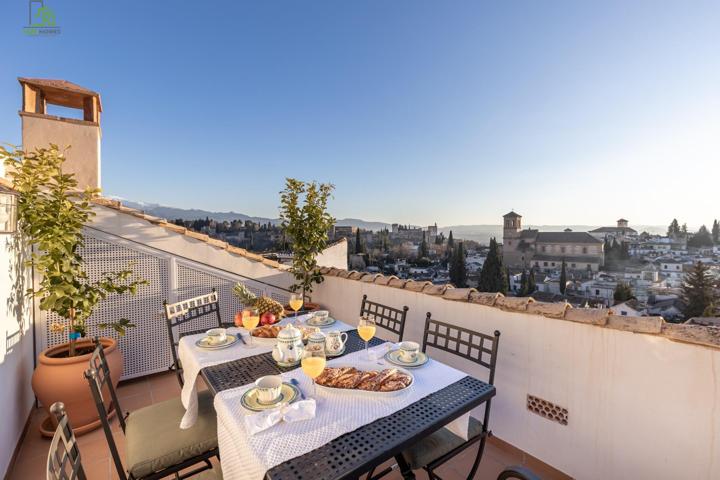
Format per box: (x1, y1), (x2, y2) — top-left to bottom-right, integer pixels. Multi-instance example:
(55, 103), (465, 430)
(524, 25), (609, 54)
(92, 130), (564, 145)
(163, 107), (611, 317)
(260, 312), (276, 325)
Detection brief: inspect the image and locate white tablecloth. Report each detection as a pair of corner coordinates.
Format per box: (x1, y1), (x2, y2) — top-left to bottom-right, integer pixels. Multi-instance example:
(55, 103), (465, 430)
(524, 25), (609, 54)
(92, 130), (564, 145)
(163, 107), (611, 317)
(214, 344), (469, 480)
(177, 314), (354, 428)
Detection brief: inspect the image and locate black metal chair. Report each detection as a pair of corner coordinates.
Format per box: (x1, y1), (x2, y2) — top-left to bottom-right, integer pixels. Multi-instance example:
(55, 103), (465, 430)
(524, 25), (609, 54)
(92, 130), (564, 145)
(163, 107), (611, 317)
(84, 340), (220, 480)
(359, 294), (409, 341)
(164, 289), (223, 387)
(369, 313), (500, 480)
(47, 402), (86, 480)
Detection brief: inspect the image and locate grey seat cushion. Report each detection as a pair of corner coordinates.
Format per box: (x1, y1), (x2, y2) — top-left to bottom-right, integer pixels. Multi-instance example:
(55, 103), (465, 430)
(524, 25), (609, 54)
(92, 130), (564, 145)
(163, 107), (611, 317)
(126, 389), (218, 478)
(402, 416), (483, 469)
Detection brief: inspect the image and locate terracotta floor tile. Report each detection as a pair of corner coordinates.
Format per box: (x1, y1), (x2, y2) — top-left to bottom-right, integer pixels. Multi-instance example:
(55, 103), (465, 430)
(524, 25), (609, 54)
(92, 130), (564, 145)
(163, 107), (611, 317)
(115, 377), (150, 399)
(118, 391), (153, 412)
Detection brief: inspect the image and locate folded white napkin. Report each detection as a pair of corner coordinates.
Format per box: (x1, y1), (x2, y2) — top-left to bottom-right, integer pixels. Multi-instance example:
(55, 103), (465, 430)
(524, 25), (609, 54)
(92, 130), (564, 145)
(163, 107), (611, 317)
(367, 343), (400, 361)
(244, 399), (317, 436)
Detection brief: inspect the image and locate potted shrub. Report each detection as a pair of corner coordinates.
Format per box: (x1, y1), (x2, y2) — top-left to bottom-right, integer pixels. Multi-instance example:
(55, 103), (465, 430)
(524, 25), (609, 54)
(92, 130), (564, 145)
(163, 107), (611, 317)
(279, 178), (334, 310)
(1, 145), (146, 436)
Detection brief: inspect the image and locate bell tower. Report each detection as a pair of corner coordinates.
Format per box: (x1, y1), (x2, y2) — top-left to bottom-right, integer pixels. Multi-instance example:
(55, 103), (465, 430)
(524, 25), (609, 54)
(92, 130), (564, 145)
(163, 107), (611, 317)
(18, 77), (102, 190)
(503, 211), (522, 239)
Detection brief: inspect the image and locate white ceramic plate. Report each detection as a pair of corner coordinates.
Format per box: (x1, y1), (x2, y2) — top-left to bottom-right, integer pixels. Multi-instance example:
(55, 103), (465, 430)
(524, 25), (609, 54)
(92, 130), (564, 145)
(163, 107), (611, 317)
(315, 363), (414, 397)
(384, 350), (429, 368)
(306, 317), (336, 328)
(194, 335), (239, 350)
(240, 383), (300, 412)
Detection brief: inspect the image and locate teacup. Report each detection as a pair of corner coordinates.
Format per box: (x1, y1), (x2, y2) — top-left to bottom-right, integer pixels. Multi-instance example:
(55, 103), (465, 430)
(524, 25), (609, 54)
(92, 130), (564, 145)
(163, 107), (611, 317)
(310, 310), (330, 324)
(399, 341), (420, 363)
(255, 375), (283, 405)
(325, 330), (348, 354)
(206, 328), (227, 345)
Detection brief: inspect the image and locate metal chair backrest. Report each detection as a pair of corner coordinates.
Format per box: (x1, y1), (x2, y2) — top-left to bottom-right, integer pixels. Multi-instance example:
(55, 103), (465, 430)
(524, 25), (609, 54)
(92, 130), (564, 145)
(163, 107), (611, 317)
(359, 295), (409, 341)
(84, 341), (128, 480)
(163, 289), (222, 386)
(421, 313), (501, 385)
(47, 402), (87, 480)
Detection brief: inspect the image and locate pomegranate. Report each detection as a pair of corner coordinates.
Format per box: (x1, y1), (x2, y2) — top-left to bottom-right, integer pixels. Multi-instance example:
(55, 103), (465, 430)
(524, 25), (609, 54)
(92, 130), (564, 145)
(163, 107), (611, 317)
(260, 312), (276, 325)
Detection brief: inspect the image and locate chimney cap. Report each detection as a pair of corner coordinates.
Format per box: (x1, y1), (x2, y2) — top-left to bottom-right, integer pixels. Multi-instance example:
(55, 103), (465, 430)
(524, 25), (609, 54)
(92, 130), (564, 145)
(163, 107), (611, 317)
(18, 77), (102, 112)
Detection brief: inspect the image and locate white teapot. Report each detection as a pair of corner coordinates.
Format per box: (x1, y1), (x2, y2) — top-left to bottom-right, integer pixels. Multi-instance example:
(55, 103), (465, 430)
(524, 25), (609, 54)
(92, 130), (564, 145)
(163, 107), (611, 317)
(271, 324), (305, 365)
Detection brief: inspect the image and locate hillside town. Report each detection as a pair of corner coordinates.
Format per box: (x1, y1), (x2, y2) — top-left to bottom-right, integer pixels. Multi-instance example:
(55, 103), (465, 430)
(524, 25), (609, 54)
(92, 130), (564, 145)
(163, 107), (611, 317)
(171, 211), (720, 324)
(326, 212), (720, 323)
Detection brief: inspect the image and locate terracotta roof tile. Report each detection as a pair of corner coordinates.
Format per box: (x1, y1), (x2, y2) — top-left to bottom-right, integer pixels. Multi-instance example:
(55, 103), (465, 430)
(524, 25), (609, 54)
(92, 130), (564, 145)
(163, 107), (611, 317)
(388, 278), (409, 289)
(468, 292), (502, 306)
(442, 288), (477, 301)
(405, 280), (431, 292)
(564, 308), (609, 326)
(527, 301), (570, 318)
(422, 284), (449, 296)
(374, 275), (396, 286)
(360, 273), (382, 283)
(348, 271), (365, 280)
(495, 296), (535, 311)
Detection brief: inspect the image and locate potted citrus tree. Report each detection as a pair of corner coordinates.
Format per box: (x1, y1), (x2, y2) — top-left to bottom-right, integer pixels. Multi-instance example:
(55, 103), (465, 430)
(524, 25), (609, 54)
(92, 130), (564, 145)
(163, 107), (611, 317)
(1, 145), (146, 436)
(279, 178), (335, 310)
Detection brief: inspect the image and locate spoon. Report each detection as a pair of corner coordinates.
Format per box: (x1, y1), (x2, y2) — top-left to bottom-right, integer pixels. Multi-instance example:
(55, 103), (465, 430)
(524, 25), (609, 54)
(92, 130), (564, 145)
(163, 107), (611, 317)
(290, 378), (306, 400)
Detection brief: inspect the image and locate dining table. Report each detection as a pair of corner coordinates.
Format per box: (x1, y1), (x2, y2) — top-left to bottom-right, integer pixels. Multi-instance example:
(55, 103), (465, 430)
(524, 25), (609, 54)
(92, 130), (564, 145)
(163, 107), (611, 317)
(180, 313), (495, 480)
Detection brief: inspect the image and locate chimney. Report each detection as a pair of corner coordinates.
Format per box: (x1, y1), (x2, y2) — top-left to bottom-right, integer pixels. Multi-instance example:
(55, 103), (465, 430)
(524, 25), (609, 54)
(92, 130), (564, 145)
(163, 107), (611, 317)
(18, 78), (102, 190)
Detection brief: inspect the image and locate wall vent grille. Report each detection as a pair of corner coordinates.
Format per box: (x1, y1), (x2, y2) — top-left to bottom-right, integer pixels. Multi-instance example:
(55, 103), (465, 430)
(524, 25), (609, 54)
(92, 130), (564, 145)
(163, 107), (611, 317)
(527, 394), (568, 425)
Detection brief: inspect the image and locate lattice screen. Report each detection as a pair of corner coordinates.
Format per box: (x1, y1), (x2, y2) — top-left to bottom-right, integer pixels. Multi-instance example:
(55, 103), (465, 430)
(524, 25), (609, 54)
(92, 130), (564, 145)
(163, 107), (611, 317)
(44, 235), (171, 379)
(41, 232), (292, 380)
(176, 264), (279, 327)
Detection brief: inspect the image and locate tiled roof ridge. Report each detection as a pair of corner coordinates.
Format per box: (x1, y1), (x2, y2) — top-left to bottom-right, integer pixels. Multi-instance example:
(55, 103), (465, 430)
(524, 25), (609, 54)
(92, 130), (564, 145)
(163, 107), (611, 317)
(90, 197), (289, 270)
(316, 267), (720, 351)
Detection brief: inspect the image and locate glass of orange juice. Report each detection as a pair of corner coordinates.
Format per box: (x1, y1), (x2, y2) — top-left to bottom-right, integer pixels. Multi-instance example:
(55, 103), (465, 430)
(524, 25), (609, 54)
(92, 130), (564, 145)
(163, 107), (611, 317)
(301, 344), (326, 396)
(242, 308), (260, 348)
(289, 293), (303, 319)
(358, 315), (376, 359)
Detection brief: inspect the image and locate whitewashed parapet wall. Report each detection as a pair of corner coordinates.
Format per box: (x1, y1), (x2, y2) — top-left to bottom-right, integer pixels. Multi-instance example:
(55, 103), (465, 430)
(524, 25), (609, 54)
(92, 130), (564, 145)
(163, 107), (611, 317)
(312, 272), (720, 480)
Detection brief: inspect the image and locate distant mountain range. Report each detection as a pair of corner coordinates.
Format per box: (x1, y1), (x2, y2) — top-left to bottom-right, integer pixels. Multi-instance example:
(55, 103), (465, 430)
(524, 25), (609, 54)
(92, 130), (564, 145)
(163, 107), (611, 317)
(115, 199), (665, 245)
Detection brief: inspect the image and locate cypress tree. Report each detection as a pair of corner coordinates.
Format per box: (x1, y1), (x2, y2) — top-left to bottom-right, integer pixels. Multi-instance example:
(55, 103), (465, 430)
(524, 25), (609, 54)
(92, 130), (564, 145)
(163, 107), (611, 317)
(518, 270), (528, 296)
(668, 219), (680, 236)
(559, 259), (567, 294)
(681, 261), (717, 319)
(528, 267), (536, 294)
(449, 241), (467, 288)
(419, 231), (429, 258)
(713, 220), (719, 244)
(478, 238), (507, 294)
(447, 231), (454, 250)
(355, 228), (364, 254)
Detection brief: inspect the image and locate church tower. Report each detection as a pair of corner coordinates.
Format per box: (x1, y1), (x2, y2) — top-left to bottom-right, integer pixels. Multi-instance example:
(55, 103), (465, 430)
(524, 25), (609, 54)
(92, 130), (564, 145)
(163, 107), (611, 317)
(503, 211), (522, 242)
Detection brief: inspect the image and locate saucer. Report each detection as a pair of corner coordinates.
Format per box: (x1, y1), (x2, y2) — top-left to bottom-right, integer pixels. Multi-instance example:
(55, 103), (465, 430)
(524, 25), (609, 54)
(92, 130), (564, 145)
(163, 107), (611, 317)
(241, 382), (300, 412)
(325, 345), (346, 358)
(195, 335), (239, 350)
(306, 316), (336, 328)
(384, 350), (429, 368)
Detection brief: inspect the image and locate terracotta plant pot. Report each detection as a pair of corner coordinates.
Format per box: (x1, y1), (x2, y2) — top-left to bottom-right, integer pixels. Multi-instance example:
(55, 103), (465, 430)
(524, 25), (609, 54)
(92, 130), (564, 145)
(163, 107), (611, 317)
(32, 337), (123, 437)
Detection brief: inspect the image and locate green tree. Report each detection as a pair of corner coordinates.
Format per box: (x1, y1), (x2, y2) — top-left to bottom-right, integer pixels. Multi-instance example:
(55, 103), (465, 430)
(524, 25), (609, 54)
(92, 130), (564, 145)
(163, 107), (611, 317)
(528, 268), (537, 294)
(518, 270), (528, 296)
(681, 261), (718, 319)
(447, 230), (454, 250)
(688, 225), (714, 248)
(613, 282), (634, 303)
(449, 241), (467, 287)
(559, 259), (567, 294)
(713, 220), (719, 244)
(354, 228), (365, 254)
(668, 219), (680, 237)
(279, 178), (335, 298)
(1, 145), (146, 356)
(681, 223), (688, 235)
(478, 238), (507, 293)
(419, 231), (429, 258)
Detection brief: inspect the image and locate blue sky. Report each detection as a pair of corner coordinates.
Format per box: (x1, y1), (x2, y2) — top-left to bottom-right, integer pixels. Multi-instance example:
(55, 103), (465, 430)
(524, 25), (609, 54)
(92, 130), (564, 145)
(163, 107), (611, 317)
(1, 1), (718, 227)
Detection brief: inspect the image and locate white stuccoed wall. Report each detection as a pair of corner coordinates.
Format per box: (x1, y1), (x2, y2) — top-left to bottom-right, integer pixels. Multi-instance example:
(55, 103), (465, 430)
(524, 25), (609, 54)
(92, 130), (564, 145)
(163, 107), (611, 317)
(0, 234), (34, 477)
(312, 275), (720, 480)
